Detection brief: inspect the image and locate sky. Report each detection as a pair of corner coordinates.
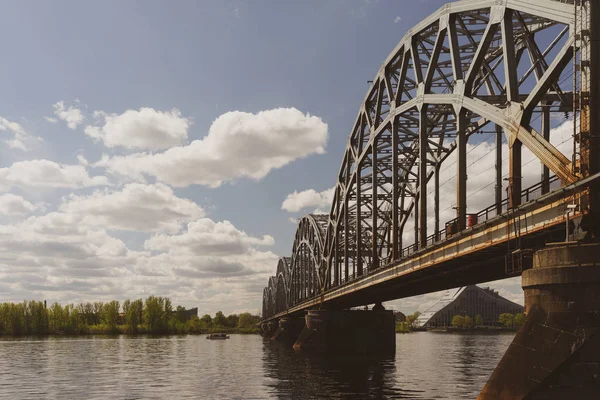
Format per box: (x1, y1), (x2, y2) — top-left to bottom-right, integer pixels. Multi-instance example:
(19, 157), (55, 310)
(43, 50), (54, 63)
(0, 0), (574, 316)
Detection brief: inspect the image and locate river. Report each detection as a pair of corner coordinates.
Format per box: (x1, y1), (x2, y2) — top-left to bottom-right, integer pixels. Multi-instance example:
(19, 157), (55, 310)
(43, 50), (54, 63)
(0, 332), (514, 399)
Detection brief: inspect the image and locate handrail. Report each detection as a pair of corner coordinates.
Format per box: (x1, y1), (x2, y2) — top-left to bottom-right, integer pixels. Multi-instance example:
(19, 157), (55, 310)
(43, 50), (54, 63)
(284, 173), (598, 313)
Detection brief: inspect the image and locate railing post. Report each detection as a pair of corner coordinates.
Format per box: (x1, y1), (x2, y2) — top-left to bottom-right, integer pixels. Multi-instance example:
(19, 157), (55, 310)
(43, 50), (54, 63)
(495, 124), (503, 215)
(457, 110), (467, 230)
(419, 105), (429, 248)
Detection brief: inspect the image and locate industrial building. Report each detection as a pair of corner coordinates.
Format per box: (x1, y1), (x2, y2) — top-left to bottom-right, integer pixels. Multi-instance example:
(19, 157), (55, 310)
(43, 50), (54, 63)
(414, 285), (524, 328)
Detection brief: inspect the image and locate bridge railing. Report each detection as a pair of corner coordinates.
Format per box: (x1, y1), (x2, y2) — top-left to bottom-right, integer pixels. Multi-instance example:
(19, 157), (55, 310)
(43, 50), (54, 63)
(320, 177), (563, 303)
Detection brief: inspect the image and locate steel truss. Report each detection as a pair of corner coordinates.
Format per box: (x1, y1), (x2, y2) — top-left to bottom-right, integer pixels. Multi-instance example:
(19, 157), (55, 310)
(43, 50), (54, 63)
(263, 0), (586, 319)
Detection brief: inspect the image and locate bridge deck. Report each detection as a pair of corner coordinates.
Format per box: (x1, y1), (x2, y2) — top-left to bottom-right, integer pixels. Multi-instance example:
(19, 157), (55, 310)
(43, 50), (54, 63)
(264, 175), (595, 322)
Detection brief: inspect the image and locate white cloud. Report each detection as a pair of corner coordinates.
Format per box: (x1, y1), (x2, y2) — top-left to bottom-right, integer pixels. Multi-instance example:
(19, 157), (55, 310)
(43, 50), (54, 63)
(53, 101), (84, 129)
(96, 107), (328, 188)
(0, 159), (109, 191)
(84, 107), (190, 150)
(281, 187), (334, 212)
(0, 194), (42, 216)
(0, 203), (277, 314)
(44, 116), (58, 123)
(60, 183), (205, 233)
(77, 154), (88, 166)
(0, 116), (40, 151)
(393, 16), (402, 23)
(144, 218), (274, 255)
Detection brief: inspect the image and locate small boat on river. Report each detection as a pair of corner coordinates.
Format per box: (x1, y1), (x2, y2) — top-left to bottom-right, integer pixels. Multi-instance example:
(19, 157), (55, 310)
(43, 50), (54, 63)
(206, 333), (230, 340)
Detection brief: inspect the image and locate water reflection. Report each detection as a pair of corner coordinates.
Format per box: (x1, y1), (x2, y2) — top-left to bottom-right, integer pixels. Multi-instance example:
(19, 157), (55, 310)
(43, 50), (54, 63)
(0, 333), (514, 399)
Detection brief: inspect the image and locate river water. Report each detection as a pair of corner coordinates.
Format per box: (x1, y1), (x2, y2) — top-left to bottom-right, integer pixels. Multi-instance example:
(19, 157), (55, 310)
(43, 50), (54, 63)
(0, 332), (514, 399)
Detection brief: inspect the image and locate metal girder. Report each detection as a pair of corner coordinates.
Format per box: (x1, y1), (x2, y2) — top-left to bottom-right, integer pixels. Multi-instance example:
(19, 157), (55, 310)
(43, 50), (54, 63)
(262, 0), (587, 320)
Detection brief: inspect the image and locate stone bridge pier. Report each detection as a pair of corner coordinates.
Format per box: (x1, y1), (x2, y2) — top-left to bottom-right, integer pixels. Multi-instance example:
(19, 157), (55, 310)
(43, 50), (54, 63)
(293, 308), (396, 355)
(479, 243), (600, 399)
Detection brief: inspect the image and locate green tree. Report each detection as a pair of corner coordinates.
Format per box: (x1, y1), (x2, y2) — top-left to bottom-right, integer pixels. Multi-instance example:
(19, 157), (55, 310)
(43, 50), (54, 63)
(474, 314), (483, 326)
(464, 315), (473, 328)
(514, 313), (525, 327)
(406, 311), (422, 325)
(144, 296), (166, 333)
(452, 315), (465, 328)
(200, 314), (212, 326)
(102, 300), (120, 331)
(499, 313), (514, 328)
(238, 313), (254, 328)
(226, 314), (239, 328)
(123, 299), (143, 334)
(175, 306), (188, 323)
(213, 311), (227, 327)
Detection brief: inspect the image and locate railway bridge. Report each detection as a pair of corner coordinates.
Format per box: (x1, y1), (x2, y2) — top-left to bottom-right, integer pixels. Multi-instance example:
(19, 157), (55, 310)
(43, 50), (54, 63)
(262, 1), (600, 397)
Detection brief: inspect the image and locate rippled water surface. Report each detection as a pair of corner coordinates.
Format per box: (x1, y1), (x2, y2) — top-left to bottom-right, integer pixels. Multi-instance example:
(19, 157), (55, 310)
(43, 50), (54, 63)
(0, 332), (514, 399)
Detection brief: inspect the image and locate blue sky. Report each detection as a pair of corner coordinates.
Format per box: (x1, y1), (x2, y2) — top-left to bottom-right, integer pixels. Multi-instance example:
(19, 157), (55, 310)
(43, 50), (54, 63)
(0, 0), (557, 315)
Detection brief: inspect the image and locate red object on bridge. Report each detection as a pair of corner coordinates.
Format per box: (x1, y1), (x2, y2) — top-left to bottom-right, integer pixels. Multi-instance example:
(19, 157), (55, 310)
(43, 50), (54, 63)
(467, 214), (478, 228)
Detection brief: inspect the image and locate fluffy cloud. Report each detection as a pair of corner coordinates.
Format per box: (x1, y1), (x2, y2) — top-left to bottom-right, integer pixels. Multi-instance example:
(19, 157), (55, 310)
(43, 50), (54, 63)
(0, 194), (42, 216)
(281, 187), (334, 213)
(0, 205), (278, 313)
(84, 108), (190, 150)
(144, 218), (275, 255)
(53, 101), (84, 129)
(59, 183), (205, 233)
(96, 107), (328, 187)
(0, 116), (40, 151)
(0, 160), (109, 191)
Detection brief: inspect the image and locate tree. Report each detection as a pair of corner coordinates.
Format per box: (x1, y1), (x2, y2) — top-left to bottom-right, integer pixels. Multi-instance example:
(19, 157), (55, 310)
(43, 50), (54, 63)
(175, 306), (188, 323)
(200, 314), (212, 326)
(213, 311), (227, 327)
(464, 315), (473, 328)
(514, 313), (525, 327)
(238, 313), (254, 328)
(144, 296), (165, 333)
(123, 299), (143, 334)
(452, 315), (465, 328)
(102, 300), (120, 331)
(406, 311), (422, 325)
(226, 314), (239, 328)
(474, 314), (483, 326)
(499, 313), (514, 328)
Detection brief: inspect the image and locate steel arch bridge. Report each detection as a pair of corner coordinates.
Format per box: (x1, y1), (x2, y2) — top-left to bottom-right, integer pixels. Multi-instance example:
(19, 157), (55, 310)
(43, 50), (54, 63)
(262, 0), (600, 321)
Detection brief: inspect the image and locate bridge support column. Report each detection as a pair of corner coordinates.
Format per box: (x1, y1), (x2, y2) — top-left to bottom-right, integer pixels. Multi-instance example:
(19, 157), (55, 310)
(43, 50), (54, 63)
(292, 309), (395, 354)
(271, 316), (305, 344)
(260, 320), (279, 338)
(479, 243), (600, 399)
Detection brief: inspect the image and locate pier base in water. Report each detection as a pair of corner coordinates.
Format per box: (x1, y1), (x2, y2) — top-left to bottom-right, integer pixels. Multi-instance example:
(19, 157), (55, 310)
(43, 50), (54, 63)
(292, 309), (395, 354)
(271, 316), (305, 344)
(479, 243), (600, 399)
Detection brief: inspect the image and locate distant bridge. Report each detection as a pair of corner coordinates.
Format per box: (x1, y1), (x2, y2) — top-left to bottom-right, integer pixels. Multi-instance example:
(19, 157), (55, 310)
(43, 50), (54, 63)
(262, 0), (600, 323)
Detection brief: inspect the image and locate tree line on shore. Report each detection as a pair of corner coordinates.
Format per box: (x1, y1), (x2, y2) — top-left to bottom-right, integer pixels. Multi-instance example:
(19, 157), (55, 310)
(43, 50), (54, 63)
(451, 312), (525, 328)
(0, 297), (260, 336)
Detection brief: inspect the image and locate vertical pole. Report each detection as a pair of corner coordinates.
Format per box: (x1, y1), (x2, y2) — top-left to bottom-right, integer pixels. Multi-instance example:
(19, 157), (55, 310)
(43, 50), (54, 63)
(392, 118), (400, 260)
(456, 110), (467, 230)
(356, 161), (363, 277)
(509, 140), (522, 209)
(372, 141), (379, 269)
(495, 124), (503, 215)
(541, 105), (551, 194)
(344, 160), (350, 282)
(419, 106), (428, 248)
(414, 194), (419, 248)
(434, 164), (440, 240)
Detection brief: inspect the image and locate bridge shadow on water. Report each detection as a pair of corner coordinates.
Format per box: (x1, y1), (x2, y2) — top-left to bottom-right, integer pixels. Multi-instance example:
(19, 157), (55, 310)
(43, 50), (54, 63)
(261, 338), (424, 399)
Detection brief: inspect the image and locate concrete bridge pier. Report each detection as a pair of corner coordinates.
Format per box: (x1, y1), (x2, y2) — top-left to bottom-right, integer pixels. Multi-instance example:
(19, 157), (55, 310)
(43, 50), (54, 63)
(271, 316), (305, 344)
(260, 320), (279, 338)
(479, 243), (600, 399)
(292, 309), (395, 355)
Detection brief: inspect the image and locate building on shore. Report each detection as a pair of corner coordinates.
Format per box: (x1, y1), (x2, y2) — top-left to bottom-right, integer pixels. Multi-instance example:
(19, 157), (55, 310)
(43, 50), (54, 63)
(414, 285), (524, 328)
